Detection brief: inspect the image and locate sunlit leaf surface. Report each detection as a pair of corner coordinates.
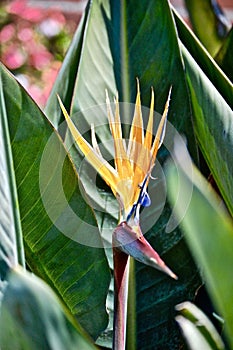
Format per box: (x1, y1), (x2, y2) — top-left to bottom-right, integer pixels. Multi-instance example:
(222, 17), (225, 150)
(0, 63), (110, 339)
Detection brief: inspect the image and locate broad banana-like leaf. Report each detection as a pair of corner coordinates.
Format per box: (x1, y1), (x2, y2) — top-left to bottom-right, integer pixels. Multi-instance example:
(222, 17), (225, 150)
(0, 63), (110, 339)
(173, 8), (233, 108)
(44, 3), (91, 129)
(184, 0), (231, 56)
(46, 1), (202, 348)
(167, 144), (233, 349)
(182, 44), (233, 216)
(46, 0), (232, 348)
(215, 27), (233, 82)
(0, 267), (97, 350)
(0, 74), (25, 284)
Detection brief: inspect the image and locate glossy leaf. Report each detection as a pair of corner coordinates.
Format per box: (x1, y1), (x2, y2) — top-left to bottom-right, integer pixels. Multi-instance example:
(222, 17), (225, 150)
(173, 8), (233, 108)
(0, 267), (97, 350)
(46, 1), (198, 155)
(45, 5), (90, 129)
(0, 75), (24, 283)
(46, 1), (203, 348)
(215, 27), (233, 82)
(184, 0), (231, 56)
(0, 63), (110, 339)
(182, 44), (233, 216)
(167, 147), (233, 349)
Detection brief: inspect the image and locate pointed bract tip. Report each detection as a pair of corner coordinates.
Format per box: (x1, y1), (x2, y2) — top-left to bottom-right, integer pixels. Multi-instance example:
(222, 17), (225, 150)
(57, 93), (61, 103)
(105, 89), (109, 101)
(168, 85), (172, 100)
(135, 78), (141, 101)
(150, 86), (154, 98)
(114, 221), (178, 280)
(149, 258), (178, 280)
(166, 268), (178, 280)
(114, 91), (119, 104)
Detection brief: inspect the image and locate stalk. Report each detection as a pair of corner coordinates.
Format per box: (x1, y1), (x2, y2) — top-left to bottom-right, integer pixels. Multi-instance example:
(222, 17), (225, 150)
(113, 247), (130, 350)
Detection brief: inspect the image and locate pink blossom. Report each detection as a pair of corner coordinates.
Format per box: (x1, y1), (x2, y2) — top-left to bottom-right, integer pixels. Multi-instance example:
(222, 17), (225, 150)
(42, 61), (61, 99)
(2, 46), (26, 69)
(8, 0), (44, 22)
(0, 24), (15, 43)
(49, 11), (66, 25)
(28, 84), (46, 107)
(18, 27), (34, 42)
(30, 48), (53, 70)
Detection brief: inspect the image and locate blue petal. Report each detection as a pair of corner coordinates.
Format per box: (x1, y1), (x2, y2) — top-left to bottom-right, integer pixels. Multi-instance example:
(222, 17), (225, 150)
(141, 192), (151, 207)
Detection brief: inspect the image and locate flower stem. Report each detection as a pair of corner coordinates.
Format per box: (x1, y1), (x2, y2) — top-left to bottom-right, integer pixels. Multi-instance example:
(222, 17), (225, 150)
(113, 247), (130, 350)
(126, 257), (136, 350)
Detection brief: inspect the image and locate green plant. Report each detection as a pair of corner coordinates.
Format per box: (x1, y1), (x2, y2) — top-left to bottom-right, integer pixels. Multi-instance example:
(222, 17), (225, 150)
(0, 1), (232, 349)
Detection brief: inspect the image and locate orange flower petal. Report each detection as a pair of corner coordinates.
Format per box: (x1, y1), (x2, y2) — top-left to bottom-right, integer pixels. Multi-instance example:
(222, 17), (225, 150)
(151, 87), (171, 164)
(127, 79), (144, 165)
(58, 95), (119, 195)
(144, 88), (154, 151)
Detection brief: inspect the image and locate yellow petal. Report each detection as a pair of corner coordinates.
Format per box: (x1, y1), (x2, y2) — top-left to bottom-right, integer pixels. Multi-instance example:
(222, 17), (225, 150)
(91, 123), (102, 156)
(144, 88), (154, 151)
(105, 90), (115, 138)
(57, 95), (119, 194)
(132, 88), (155, 190)
(127, 79), (144, 164)
(151, 87), (171, 164)
(106, 91), (131, 179)
(132, 87), (171, 206)
(114, 95), (132, 178)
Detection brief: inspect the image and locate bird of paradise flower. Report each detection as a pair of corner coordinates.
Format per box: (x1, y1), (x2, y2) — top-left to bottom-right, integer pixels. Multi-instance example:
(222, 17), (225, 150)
(58, 81), (177, 349)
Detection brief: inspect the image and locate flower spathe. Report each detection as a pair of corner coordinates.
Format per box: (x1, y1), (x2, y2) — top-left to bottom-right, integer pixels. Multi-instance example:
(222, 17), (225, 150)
(58, 82), (177, 280)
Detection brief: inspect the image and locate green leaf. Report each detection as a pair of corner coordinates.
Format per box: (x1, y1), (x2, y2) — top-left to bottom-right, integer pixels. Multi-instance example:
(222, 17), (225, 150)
(135, 227), (200, 349)
(182, 45), (233, 216)
(0, 73), (25, 282)
(175, 302), (225, 350)
(184, 0), (231, 56)
(46, 1), (198, 156)
(0, 267), (97, 350)
(173, 8), (233, 108)
(0, 63), (110, 339)
(215, 27), (233, 82)
(44, 4), (90, 129)
(68, 0), (197, 151)
(167, 145), (233, 349)
(46, 1), (203, 348)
